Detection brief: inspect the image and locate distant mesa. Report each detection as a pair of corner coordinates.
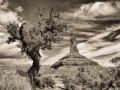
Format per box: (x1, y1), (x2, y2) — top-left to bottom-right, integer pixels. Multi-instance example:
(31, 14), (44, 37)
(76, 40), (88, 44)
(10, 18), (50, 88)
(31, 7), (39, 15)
(51, 32), (99, 69)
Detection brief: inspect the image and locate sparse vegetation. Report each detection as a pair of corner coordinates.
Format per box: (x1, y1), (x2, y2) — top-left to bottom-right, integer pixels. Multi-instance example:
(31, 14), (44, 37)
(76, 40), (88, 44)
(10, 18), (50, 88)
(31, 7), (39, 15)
(0, 63), (120, 90)
(35, 77), (45, 89)
(0, 71), (32, 90)
(16, 69), (27, 77)
(42, 76), (56, 88)
(64, 84), (79, 90)
(60, 64), (120, 90)
(35, 75), (56, 89)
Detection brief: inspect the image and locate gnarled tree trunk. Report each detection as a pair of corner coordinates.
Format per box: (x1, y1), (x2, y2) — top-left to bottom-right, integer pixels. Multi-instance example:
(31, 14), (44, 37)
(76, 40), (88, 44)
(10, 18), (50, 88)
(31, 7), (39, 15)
(27, 50), (41, 85)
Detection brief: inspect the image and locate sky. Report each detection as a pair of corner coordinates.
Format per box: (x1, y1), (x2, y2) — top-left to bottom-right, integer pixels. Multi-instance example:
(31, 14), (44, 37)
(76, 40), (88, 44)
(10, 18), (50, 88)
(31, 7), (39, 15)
(0, 0), (120, 66)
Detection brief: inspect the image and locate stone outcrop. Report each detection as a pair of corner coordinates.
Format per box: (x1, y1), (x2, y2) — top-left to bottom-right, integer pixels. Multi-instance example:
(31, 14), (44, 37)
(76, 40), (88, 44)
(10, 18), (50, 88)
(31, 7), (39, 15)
(51, 33), (98, 69)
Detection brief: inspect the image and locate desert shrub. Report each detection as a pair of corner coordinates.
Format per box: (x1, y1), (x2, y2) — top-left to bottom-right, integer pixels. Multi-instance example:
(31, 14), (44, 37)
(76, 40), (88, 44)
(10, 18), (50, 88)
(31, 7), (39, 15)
(99, 73), (103, 78)
(37, 73), (42, 77)
(61, 65), (120, 90)
(0, 72), (32, 90)
(76, 73), (84, 79)
(60, 74), (68, 79)
(77, 65), (120, 90)
(77, 67), (85, 72)
(42, 76), (56, 88)
(62, 77), (72, 85)
(35, 77), (45, 89)
(35, 76), (56, 89)
(16, 69), (27, 77)
(89, 62), (98, 66)
(64, 84), (79, 90)
(54, 75), (60, 78)
(62, 75), (80, 90)
(62, 75), (78, 85)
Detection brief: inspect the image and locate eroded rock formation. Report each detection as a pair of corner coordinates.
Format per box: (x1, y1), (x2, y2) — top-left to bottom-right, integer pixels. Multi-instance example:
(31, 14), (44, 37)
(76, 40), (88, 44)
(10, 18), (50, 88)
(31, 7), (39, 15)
(51, 33), (98, 69)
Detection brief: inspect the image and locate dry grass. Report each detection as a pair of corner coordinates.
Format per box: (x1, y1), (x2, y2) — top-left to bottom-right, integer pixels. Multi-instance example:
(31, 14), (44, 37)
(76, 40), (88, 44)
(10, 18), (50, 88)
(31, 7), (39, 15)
(0, 71), (32, 90)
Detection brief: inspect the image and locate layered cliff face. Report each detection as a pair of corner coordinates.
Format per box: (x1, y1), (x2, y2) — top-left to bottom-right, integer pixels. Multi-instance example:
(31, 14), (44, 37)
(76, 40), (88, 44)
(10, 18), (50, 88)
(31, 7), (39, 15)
(51, 33), (99, 69)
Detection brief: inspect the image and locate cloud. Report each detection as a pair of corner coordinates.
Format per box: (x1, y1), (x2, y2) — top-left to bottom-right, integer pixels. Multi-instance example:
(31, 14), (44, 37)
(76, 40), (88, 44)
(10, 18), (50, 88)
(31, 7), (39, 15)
(43, 22), (120, 66)
(116, 1), (120, 9)
(0, 11), (20, 22)
(0, 0), (3, 4)
(78, 24), (120, 64)
(0, 42), (21, 58)
(0, 0), (52, 65)
(42, 47), (70, 65)
(41, 1), (120, 66)
(0, 0), (23, 54)
(14, 6), (23, 12)
(58, 0), (120, 36)
(73, 3), (93, 17)
(88, 2), (117, 16)
(0, 1), (23, 24)
(0, 0), (9, 10)
(3, 0), (120, 66)
(0, 0), (33, 65)
(62, 1), (120, 21)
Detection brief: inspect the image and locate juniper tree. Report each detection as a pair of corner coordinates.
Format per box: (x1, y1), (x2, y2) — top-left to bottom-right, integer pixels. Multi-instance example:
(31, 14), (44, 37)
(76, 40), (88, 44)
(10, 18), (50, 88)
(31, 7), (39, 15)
(2, 6), (67, 85)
